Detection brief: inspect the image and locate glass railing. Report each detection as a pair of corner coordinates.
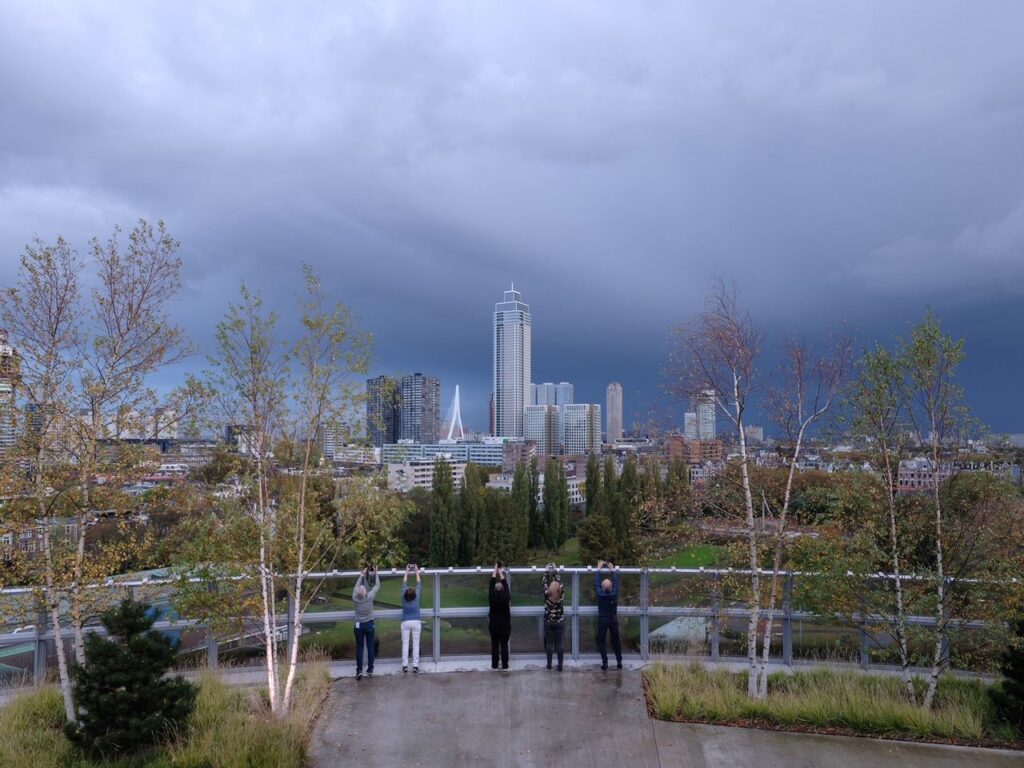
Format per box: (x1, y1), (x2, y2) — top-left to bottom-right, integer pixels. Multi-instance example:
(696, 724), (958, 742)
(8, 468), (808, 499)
(0, 566), (1014, 686)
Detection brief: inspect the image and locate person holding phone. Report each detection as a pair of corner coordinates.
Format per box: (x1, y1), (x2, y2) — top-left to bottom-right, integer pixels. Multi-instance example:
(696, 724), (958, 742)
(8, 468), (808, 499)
(352, 566), (381, 680)
(542, 563), (565, 671)
(488, 562), (512, 670)
(401, 563), (422, 673)
(595, 560), (622, 670)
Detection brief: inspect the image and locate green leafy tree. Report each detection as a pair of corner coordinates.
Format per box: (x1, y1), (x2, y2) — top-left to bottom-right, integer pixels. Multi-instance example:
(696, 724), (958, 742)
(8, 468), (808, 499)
(66, 599), (196, 756)
(458, 464), (485, 564)
(480, 488), (521, 563)
(402, 487), (432, 564)
(577, 511), (618, 565)
(527, 456), (542, 547)
(510, 461), (532, 557)
(542, 458), (570, 551)
(585, 452), (601, 516)
(336, 477), (411, 568)
(429, 457), (458, 566)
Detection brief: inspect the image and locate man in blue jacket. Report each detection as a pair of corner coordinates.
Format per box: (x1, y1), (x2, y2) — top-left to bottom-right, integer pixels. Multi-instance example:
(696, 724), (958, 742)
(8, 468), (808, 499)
(594, 560), (622, 670)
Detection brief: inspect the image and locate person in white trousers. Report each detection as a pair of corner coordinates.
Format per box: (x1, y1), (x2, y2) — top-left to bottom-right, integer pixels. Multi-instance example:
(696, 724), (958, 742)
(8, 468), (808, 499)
(400, 563), (422, 673)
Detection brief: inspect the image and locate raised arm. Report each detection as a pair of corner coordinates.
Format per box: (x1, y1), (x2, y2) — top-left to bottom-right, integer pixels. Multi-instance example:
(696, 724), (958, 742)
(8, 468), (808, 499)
(352, 570), (366, 600)
(368, 570), (381, 599)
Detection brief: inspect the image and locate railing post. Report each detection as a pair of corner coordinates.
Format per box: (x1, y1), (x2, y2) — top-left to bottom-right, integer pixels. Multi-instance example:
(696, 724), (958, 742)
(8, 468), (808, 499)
(206, 620), (219, 670)
(206, 582), (218, 669)
(782, 573), (793, 667)
(432, 572), (441, 663)
(710, 572), (720, 662)
(571, 571), (580, 662)
(34, 605), (48, 685)
(858, 595), (870, 670)
(640, 570), (649, 661)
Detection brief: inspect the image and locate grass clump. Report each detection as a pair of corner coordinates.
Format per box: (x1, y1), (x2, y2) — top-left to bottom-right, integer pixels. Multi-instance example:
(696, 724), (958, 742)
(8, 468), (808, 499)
(0, 660), (331, 768)
(643, 662), (1021, 747)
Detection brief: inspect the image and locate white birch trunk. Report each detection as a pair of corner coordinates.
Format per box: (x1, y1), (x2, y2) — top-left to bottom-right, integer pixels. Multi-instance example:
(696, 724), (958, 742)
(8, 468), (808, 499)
(42, 521), (76, 723)
(882, 450), (915, 701)
(922, 439), (947, 710)
(734, 374), (760, 700)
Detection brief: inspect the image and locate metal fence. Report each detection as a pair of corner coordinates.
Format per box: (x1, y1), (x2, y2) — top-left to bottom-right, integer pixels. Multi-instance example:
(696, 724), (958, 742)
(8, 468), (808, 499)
(0, 566), (1009, 686)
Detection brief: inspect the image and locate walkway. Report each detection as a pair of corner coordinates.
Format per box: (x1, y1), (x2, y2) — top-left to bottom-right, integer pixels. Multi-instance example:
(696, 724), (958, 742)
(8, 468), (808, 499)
(310, 665), (1024, 768)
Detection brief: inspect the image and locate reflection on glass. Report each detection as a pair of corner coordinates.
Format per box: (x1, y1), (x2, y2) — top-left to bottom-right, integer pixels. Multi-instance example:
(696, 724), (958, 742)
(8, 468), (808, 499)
(648, 614), (710, 656)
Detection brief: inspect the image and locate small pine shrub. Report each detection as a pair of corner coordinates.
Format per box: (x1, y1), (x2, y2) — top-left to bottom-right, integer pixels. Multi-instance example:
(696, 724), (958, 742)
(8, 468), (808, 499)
(65, 598), (197, 756)
(989, 616), (1024, 736)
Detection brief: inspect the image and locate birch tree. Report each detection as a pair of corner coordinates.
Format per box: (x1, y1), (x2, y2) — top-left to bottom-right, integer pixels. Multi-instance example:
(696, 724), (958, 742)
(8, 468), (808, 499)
(668, 282), (762, 698)
(1, 238), (81, 721)
(281, 266), (371, 712)
(904, 311), (970, 709)
(206, 285), (288, 713)
(847, 344), (917, 698)
(754, 337), (849, 698)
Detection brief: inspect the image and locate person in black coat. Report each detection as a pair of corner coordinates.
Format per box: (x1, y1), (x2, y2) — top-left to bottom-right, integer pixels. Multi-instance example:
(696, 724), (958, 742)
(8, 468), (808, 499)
(488, 562), (512, 670)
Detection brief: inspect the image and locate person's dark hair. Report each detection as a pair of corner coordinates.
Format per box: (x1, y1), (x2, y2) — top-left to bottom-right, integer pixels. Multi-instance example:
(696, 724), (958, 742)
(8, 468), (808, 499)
(404, 587), (416, 602)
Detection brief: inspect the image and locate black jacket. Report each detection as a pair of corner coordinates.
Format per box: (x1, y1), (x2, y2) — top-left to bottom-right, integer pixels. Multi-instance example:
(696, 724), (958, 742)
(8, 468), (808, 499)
(488, 576), (511, 634)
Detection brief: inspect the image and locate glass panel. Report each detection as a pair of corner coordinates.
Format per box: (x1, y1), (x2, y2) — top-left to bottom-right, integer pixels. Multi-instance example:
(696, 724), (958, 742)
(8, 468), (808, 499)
(300, 618), (434, 661)
(648, 613), (710, 656)
(577, 615), (641, 656)
(440, 616), (491, 656)
(306, 575), (433, 614)
(579, 572), (641, 607)
(648, 573), (717, 610)
(791, 619), (861, 663)
(508, 570), (574, 608)
(440, 574), (489, 609)
(0, 640), (34, 685)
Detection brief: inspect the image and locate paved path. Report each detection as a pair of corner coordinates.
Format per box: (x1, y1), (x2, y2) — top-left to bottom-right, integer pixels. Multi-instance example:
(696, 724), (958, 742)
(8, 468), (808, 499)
(311, 666), (1024, 768)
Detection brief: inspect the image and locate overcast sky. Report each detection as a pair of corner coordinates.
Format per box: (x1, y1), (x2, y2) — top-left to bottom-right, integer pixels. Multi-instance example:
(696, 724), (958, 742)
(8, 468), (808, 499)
(2, 2), (1023, 433)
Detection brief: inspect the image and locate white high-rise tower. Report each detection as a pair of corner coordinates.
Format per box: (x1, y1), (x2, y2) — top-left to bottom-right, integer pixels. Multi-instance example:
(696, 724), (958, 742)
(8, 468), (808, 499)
(493, 286), (531, 437)
(606, 382), (623, 443)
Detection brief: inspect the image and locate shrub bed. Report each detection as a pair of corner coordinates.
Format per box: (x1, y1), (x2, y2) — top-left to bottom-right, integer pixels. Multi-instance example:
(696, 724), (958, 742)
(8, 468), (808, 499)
(643, 662), (1022, 748)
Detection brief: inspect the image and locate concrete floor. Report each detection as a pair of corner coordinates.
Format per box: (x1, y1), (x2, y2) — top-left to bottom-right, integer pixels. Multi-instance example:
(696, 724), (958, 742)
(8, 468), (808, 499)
(310, 666), (1024, 768)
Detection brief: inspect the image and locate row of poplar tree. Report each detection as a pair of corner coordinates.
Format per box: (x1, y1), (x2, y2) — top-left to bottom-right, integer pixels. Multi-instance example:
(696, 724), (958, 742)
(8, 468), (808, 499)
(425, 451), (691, 567)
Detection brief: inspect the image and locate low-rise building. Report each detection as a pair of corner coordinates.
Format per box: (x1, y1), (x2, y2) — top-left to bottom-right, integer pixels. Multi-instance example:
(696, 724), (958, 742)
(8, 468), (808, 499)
(387, 456), (467, 493)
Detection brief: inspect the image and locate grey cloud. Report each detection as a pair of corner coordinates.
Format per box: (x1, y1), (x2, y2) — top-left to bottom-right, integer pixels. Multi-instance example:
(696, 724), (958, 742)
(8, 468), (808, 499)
(2, 1), (1024, 430)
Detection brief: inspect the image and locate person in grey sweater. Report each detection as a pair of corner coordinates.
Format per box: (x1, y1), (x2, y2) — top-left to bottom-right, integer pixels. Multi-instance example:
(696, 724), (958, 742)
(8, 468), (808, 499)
(352, 567), (381, 679)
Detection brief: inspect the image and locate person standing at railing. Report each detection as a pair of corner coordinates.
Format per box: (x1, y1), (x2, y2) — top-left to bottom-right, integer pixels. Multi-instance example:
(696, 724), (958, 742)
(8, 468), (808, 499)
(489, 562), (512, 670)
(542, 563), (565, 671)
(401, 563), (422, 673)
(595, 560), (622, 670)
(353, 567), (381, 680)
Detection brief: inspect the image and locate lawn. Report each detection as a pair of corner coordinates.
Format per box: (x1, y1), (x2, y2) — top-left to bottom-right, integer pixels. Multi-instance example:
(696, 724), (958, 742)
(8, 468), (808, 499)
(0, 662), (330, 767)
(526, 537), (581, 566)
(651, 544), (721, 568)
(643, 662), (1022, 747)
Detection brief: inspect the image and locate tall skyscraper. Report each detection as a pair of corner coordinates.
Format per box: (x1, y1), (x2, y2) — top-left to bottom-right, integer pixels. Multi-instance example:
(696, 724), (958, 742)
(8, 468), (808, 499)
(606, 382), (623, 443)
(524, 404), (560, 455)
(366, 375), (400, 447)
(555, 382), (573, 406)
(683, 412), (698, 441)
(399, 373), (441, 444)
(0, 330), (17, 455)
(694, 389), (716, 440)
(493, 286), (531, 437)
(562, 403), (601, 455)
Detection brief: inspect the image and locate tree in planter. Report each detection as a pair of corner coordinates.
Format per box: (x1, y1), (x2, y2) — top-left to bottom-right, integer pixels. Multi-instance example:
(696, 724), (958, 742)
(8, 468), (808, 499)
(990, 617), (1024, 735)
(66, 599), (196, 756)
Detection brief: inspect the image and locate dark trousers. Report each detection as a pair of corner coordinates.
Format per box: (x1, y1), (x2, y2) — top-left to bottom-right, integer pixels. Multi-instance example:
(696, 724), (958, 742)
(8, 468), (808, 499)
(354, 620), (376, 672)
(490, 630), (510, 669)
(597, 616), (622, 666)
(544, 623), (564, 669)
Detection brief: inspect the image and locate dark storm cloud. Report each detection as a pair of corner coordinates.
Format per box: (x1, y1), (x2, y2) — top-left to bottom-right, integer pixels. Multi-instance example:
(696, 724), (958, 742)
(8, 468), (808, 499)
(2, 1), (1023, 431)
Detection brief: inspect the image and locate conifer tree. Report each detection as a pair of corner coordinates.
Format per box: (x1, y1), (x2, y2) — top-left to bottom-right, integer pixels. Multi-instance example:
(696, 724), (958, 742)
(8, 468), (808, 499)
(429, 456), (458, 566)
(510, 460), (531, 558)
(585, 452), (601, 516)
(66, 599), (196, 756)
(458, 464), (484, 564)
